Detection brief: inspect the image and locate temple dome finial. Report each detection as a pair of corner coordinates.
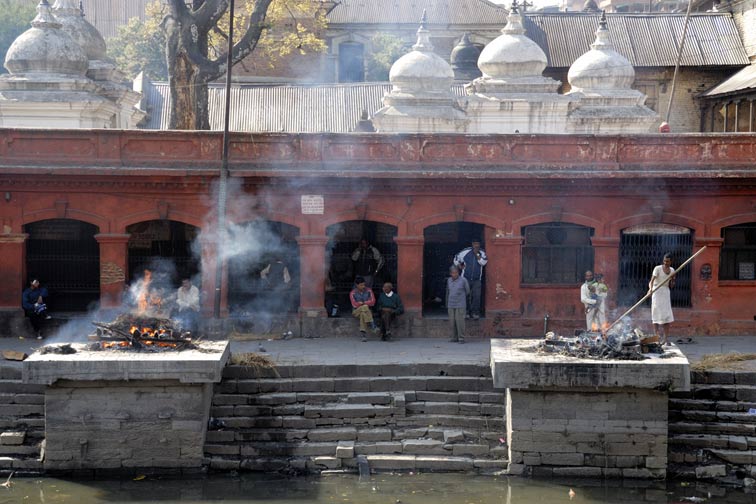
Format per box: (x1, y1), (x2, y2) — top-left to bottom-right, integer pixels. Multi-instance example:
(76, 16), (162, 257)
(568, 12), (635, 92)
(53, 0), (107, 61)
(4, 0), (88, 75)
(388, 11), (454, 93)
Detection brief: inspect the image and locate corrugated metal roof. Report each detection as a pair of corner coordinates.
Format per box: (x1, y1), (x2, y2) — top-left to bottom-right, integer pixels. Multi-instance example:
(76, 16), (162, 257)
(83, 0), (155, 39)
(142, 82), (468, 132)
(700, 64), (756, 97)
(326, 0), (508, 25)
(523, 13), (750, 67)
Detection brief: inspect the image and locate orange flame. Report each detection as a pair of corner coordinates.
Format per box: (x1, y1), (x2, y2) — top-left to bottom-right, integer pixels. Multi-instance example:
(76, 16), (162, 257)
(591, 323), (598, 332)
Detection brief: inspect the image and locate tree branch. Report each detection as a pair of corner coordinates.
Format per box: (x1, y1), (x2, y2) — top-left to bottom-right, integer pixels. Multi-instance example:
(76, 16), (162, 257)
(195, 0), (230, 29)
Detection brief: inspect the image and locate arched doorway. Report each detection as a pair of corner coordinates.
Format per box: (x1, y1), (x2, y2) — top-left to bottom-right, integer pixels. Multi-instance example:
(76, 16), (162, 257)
(226, 220), (300, 315)
(422, 222), (484, 317)
(618, 224), (693, 308)
(126, 220), (200, 287)
(325, 220), (397, 315)
(24, 219), (100, 312)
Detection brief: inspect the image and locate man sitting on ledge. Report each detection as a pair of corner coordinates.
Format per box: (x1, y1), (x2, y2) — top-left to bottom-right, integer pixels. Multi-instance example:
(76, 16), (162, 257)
(376, 281), (404, 341)
(350, 276), (377, 342)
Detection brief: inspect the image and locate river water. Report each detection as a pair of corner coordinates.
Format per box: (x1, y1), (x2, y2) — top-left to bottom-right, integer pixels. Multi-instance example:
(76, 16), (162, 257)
(0, 473), (746, 504)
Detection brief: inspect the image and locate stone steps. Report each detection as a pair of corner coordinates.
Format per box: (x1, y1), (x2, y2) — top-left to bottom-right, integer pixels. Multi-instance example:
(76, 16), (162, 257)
(205, 364), (507, 474)
(0, 380), (45, 473)
(668, 370), (756, 482)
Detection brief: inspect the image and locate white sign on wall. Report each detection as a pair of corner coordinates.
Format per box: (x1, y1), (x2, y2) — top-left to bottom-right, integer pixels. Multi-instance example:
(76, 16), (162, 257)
(301, 195), (324, 215)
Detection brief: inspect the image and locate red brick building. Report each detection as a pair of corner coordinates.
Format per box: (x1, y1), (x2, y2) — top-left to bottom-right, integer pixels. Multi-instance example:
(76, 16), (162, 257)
(2, 128), (756, 337)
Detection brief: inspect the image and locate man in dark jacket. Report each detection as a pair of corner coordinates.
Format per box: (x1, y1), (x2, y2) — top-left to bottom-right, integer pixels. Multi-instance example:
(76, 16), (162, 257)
(376, 282), (404, 341)
(351, 239), (384, 288)
(22, 278), (51, 339)
(453, 239), (488, 320)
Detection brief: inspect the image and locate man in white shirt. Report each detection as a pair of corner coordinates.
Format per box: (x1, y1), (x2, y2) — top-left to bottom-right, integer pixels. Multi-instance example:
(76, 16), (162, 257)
(580, 270), (599, 331)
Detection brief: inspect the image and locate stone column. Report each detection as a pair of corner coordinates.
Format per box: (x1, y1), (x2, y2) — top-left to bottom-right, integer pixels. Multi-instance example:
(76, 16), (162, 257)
(690, 237), (723, 332)
(296, 235), (329, 315)
(94, 234), (130, 309)
(0, 233), (27, 309)
(485, 234), (523, 336)
(297, 235), (328, 338)
(394, 235), (424, 315)
(0, 233), (28, 334)
(198, 236), (223, 318)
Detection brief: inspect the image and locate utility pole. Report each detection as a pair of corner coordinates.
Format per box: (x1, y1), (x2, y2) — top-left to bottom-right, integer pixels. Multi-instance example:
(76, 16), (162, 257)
(213, 0), (236, 319)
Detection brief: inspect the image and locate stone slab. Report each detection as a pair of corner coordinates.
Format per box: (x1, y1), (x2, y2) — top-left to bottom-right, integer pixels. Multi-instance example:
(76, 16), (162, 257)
(23, 341), (230, 384)
(490, 339), (690, 391)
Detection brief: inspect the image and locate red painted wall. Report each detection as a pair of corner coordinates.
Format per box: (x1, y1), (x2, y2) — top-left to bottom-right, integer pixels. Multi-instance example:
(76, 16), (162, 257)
(2, 129), (756, 335)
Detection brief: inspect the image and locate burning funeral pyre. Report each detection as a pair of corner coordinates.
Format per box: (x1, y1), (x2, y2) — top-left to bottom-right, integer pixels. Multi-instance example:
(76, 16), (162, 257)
(537, 327), (664, 360)
(87, 313), (196, 351)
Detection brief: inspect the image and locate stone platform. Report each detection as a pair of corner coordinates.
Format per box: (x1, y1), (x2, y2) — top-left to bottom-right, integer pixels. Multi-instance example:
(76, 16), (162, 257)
(22, 342), (230, 472)
(491, 339), (690, 478)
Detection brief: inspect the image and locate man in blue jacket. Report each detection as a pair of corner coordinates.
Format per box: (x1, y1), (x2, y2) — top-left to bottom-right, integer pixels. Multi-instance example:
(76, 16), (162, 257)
(454, 239), (488, 320)
(22, 278), (51, 339)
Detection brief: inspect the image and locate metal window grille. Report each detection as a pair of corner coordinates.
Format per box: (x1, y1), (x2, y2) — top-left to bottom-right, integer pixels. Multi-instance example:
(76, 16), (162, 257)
(719, 223), (756, 280)
(618, 230), (692, 308)
(521, 223), (594, 284)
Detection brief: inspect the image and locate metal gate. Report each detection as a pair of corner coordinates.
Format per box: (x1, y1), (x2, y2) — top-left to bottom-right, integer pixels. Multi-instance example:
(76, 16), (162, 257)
(618, 225), (692, 308)
(24, 219), (100, 312)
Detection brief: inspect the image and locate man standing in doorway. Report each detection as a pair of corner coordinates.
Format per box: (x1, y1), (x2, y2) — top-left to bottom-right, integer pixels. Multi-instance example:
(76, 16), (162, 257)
(454, 239), (488, 320)
(446, 266), (470, 343)
(352, 238), (384, 288)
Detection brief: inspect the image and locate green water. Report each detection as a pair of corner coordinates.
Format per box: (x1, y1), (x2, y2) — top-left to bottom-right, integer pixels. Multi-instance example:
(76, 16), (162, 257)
(0, 473), (745, 504)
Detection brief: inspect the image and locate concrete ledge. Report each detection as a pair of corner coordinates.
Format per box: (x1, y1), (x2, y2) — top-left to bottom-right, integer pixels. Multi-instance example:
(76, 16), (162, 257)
(23, 341), (230, 384)
(490, 339), (690, 391)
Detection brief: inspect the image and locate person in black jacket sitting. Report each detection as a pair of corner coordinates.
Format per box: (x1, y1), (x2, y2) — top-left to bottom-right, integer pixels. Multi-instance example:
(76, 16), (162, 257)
(22, 278), (51, 339)
(376, 282), (404, 341)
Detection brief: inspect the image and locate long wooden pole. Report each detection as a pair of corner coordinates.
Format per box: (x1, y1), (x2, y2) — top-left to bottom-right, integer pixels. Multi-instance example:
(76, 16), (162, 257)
(604, 246), (707, 334)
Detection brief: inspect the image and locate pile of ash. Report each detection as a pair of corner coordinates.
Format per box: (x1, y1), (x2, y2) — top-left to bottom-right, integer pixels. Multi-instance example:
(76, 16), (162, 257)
(535, 328), (665, 360)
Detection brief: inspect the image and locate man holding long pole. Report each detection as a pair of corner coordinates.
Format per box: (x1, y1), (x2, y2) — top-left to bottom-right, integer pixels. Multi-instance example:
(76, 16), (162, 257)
(603, 246), (707, 338)
(649, 253), (675, 345)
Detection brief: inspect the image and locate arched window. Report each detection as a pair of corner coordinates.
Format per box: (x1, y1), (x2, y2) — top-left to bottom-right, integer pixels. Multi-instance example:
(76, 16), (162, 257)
(521, 223), (594, 284)
(720, 223), (756, 280)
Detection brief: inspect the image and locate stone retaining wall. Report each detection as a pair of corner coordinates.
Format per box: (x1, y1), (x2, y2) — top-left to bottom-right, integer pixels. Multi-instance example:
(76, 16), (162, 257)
(43, 380), (212, 472)
(507, 389), (668, 478)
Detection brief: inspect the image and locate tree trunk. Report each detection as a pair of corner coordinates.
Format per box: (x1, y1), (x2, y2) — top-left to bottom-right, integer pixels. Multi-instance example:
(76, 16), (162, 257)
(165, 0), (210, 130)
(163, 0), (275, 130)
(168, 51), (210, 130)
